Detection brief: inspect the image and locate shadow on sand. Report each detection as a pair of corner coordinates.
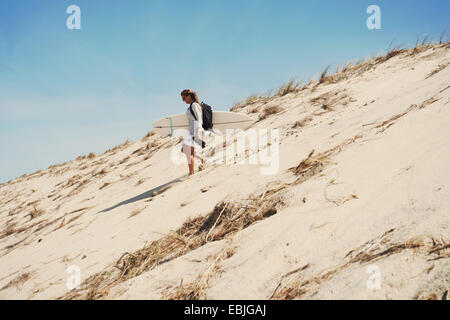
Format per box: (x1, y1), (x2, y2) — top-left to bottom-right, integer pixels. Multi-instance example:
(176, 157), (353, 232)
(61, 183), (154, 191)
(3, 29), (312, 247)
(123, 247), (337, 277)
(98, 175), (188, 213)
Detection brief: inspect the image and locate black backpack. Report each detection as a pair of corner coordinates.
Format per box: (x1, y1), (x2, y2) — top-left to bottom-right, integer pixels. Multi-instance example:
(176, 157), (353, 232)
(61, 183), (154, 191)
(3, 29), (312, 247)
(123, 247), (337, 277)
(189, 102), (213, 130)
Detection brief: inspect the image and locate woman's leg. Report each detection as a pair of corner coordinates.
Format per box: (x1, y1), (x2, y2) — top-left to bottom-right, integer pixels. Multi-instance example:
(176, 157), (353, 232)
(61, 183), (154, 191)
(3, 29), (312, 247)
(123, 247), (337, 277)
(182, 144), (195, 175)
(188, 146), (195, 174)
(193, 148), (206, 164)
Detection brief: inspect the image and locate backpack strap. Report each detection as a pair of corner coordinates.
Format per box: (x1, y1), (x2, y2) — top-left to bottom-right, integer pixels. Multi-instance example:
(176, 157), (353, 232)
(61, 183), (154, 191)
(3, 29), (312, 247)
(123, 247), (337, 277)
(189, 103), (197, 121)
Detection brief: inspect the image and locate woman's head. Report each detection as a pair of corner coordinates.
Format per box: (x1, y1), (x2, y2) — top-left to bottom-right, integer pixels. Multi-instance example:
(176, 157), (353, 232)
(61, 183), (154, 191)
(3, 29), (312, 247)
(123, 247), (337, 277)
(181, 89), (200, 105)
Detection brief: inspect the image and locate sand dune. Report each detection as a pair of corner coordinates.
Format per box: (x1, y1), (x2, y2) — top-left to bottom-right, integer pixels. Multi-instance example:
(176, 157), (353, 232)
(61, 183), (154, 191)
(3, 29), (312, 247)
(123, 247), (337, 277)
(0, 43), (449, 300)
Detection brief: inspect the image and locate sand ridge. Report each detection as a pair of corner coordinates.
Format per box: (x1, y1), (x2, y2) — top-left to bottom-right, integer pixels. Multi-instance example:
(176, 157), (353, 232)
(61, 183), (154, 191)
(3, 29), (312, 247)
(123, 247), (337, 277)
(0, 43), (449, 300)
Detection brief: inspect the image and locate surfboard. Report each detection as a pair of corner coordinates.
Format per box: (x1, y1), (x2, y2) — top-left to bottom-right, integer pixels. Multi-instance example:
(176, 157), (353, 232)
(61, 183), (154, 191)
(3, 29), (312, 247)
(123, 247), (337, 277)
(152, 111), (254, 136)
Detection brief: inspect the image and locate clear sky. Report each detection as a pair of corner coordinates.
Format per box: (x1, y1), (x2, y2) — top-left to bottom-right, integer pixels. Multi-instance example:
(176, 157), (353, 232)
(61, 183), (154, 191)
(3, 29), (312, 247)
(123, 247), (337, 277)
(1, 0), (449, 182)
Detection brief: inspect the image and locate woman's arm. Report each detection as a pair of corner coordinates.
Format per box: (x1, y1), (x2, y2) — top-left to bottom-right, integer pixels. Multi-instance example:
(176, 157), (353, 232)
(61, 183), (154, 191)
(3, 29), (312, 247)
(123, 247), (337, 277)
(192, 103), (203, 139)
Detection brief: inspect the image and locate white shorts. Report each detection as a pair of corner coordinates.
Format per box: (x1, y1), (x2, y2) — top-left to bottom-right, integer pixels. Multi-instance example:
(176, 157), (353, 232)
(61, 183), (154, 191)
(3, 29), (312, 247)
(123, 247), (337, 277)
(182, 135), (204, 156)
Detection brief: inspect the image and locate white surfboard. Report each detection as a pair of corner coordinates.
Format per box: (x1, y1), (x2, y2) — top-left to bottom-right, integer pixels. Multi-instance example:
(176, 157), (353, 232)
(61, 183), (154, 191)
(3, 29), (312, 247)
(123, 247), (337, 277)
(152, 111), (254, 136)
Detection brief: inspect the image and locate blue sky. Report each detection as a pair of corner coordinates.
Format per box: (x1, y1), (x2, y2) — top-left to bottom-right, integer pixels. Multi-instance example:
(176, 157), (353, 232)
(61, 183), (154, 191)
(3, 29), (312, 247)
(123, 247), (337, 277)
(1, 0), (449, 182)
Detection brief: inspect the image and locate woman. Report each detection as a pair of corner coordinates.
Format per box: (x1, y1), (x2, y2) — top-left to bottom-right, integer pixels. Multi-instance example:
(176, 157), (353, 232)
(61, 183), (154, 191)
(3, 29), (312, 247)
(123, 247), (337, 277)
(180, 89), (206, 175)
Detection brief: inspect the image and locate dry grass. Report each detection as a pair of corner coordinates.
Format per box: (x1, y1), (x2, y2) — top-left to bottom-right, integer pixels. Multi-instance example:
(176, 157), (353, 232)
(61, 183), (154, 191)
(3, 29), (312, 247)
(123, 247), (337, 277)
(128, 208), (144, 218)
(289, 150), (328, 185)
(421, 34), (432, 46)
(67, 207), (90, 215)
(34, 217), (64, 233)
(271, 228), (448, 299)
(163, 239), (236, 299)
(132, 140), (162, 157)
(244, 94), (263, 105)
(93, 167), (109, 177)
(258, 105), (284, 121)
(425, 63), (449, 79)
(276, 80), (300, 97)
(411, 34), (436, 56)
(309, 90), (353, 114)
(64, 175), (82, 188)
(1, 272), (32, 291)
(63, 213), (85, 229)
(383, 40), (407, 60)
(103, 139), (132, 154)
(289, 135), (363, 185)
(63, 178), (90, 199)
(269, 264), (310, 299)
(28, 205), (44, 219)
(135, 178), (147, 186)
(61, 185), (288, 300)
(99, 182), (111, 190)
(362, 95), (440, 134)
(249, 106), (260, 113)
(230, 94), (264, 111)
(142, 130), (156, 141)
(440, 29), (449, 44)
(373, 104), (419, 132)
(4, 40), (448, 299)
(229, 42), (448, 114)
(419, 97), (439, 109)
(292, 116), (313, 129)
(323, 188), (358, 207)
(0, 211), (68, 240)
(0, 223), (17, 239)
(231, 81), (298, 112)
(319, 65), (331, 84)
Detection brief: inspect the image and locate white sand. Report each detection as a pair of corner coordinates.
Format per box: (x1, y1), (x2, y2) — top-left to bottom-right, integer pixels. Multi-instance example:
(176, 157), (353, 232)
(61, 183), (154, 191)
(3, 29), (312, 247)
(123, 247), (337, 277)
(0, 44), (449, 300)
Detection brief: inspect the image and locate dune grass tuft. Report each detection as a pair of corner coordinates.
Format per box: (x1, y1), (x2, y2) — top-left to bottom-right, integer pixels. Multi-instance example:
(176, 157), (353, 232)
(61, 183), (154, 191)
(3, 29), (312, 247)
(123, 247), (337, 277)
(292, 116), (313, 129)
(319, 65), (331, 84)
(1, 273), (32, 291)
(230, 40), (449, 114)
(62, 185), (288, 300)
(425, 63), (449, 79)
(258, 105), (284, 121)
(163, 239), (236, 300)
(29, 205), (44, 219)
(439, 29), (448, 45)
(276, 80), (300, 96)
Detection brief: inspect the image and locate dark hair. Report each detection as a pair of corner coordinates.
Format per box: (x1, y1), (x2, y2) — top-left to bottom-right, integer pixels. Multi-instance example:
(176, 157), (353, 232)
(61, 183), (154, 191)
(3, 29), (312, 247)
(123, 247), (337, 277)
(181, 89), (201, 105)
